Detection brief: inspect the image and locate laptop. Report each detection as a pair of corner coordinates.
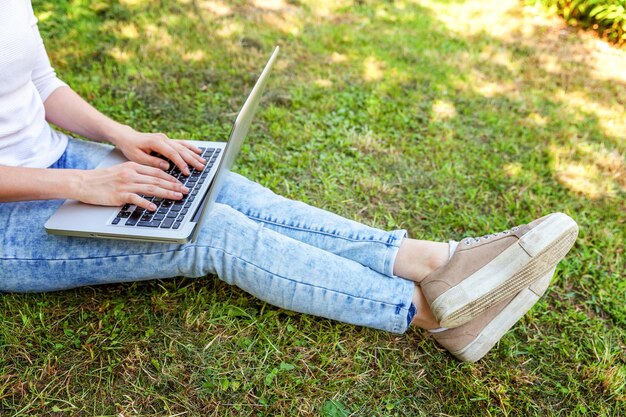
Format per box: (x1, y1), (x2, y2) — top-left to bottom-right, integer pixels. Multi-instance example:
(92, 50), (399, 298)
(45, 46), (279, 244)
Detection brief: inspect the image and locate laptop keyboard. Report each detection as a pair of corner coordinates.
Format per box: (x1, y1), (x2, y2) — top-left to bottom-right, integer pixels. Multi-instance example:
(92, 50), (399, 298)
(111, 147), (221, 229)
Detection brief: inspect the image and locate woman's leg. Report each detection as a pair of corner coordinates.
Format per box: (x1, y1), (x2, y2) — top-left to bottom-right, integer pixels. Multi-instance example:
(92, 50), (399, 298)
(3, 137), (427, 332)
(1, 197), (421, 333)
(216, 172), (448, 280)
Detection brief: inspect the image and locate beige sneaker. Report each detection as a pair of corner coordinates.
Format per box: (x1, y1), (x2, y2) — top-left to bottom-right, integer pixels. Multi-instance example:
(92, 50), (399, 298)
(431, 267), (555, 362)
(421, 212), (578, 328)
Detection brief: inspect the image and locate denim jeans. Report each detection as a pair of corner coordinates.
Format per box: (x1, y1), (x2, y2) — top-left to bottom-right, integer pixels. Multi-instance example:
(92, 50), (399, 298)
(0, 137), (416, 334)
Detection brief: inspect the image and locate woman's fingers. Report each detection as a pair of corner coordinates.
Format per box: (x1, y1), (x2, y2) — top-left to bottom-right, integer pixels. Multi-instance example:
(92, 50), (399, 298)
(134, 152), (172, 171)
(135, 164), (181, 184)
(179, 140), (203, 154)
(125, 184), (184, 211)
(82, 162), (191, 210)
(117, 164), (191, 211)
(132, 172), (188, 195)
(151, 139), (191, 176)
(135, 184), (184, 201)
(133, 134), (207, 174)
(126, 193), (156, 211)
(172, 142), (206, 171)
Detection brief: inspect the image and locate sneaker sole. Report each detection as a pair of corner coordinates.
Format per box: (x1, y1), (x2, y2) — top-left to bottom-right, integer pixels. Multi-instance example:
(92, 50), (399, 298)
(432, 212), (578, 328)
(451, 266), (555, 362)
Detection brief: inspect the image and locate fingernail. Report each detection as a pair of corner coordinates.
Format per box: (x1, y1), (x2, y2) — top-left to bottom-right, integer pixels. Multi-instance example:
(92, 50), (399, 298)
(149, 204), (157, 210)
(182, 186), (189, 193)
(176, 192), (183, 198)
(160, 162), (169, 170)
(200, 158), (206, 163)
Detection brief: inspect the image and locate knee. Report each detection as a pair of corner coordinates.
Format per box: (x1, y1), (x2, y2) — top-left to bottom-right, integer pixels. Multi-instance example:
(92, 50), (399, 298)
(221, 171), (252, 191)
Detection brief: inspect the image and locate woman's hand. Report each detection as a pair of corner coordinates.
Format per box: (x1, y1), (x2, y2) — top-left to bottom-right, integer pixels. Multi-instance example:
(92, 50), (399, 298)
(111, 126), (206, 176)
(44, 88), (206, 174)
(75, 162), (189, 211)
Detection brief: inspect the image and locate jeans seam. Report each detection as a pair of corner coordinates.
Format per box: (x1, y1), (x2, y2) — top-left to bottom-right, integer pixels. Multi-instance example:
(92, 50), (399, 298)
(391, 279), (416, 334)
(0, 247), (185, 262)
(383, 230), (407, 277)
(240, 210), (403, 248)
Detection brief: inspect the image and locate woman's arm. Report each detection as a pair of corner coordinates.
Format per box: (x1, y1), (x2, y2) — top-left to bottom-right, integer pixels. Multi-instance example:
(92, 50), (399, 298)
(1, 2), (200, 209)
(25, 1), (205, 175)
(43, 86), (130, 147)
(44, 87), (206, 175)
(0, 163), (188, 211)
(0, 166), (82, 202)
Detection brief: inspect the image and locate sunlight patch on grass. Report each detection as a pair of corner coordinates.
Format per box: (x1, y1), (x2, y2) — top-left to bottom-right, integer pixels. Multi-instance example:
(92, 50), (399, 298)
(419, 0), (626, 149)
(362, 56), (383, 82)
(503, 162), (522, 178)
(305, 0), (352, 19)
(216, 20), (244, 38)
(550, 141), (626, 200)
(144, 23), (173, 49)
(431, 99), (456, 121)
(182, 50), (205, 62)
(108, 47), (133, 63)
(537, 52), (562, 74)
(119, 0), (147, 7)
(198, 0), (232, 17)
(555, 162), (612, 199)
(588, 40), (626, 84)
(375, 5), (398, 22)
(395, 1), (407, 11)
(479, 46), (519, 73)
(469, 69), (518, 98)
(252, 0), (289, 12)
(417, 0), (523, 39)
(329, 52), (348, 64)
(36, 10), (53, 21)
(262, 11), (302, 35)
(556, 91), (626, 144)
(118, 23), (140, 40)
(577, 142), (626, 188)
(315, 79), (332, 88)
(526, 112), (548, 127)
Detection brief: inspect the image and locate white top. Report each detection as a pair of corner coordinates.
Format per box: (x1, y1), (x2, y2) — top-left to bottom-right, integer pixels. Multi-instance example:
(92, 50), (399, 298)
(0, 0), (68, 168)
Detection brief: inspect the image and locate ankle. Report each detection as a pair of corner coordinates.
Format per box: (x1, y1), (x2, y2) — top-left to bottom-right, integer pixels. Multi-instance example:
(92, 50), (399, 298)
(410, 286), (440, 329)
(392, 239), (449, 283)
(425, 244), (449, 275)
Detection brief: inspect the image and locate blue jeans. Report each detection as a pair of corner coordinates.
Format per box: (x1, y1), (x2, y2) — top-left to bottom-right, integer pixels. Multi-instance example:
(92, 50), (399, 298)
(0, 138), (416, 333)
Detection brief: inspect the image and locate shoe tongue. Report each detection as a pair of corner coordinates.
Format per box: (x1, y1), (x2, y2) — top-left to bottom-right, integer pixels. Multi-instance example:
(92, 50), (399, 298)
(448, 240), (459, 260)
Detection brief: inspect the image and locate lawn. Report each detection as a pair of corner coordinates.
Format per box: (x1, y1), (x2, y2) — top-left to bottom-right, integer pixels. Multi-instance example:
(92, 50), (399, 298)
(1, 0), (624, 415)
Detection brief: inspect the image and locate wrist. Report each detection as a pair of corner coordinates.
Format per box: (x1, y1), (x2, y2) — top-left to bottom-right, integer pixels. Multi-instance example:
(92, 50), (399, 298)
(63, 169), (87, 201)
(105, 123), (135, 147)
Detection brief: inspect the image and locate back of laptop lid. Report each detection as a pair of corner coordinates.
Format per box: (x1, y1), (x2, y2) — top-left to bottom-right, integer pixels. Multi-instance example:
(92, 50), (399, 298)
(189, 46), (280, 241)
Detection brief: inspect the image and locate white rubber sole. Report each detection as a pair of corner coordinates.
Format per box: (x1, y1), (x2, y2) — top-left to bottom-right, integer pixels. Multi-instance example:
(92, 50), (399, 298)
(452, 267), (555, 362)
(431, 212), (578, 328)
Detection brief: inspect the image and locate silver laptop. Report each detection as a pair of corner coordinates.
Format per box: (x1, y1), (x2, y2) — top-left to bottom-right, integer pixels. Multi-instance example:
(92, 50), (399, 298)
(45, 47), (279, 244)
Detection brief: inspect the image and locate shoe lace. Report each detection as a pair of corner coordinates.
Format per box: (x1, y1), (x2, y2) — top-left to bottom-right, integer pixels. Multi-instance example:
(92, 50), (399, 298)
(463, 226), (520, 245)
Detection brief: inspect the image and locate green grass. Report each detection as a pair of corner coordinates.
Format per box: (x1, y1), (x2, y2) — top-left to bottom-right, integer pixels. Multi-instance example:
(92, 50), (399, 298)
(1, 0), (625, 415)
